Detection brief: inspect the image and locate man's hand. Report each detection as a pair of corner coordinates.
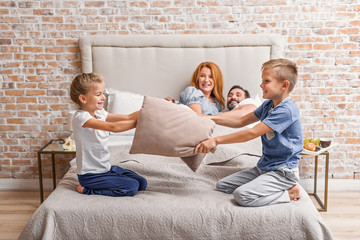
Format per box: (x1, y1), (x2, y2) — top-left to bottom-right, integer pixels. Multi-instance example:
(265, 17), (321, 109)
(194, 138), (218, 154)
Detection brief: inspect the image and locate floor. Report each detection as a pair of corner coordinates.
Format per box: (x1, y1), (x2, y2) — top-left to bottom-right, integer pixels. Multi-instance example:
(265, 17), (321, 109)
(0, 190), (359, 240)
(0, 191), (44, 240)
(317, 191), (360, 240)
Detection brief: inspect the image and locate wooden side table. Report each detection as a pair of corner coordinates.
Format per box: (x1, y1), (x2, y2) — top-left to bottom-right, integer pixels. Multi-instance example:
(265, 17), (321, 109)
(37, 139), (76, 203)
(301, 151), (330, 212)
(301, 143), (338, 212)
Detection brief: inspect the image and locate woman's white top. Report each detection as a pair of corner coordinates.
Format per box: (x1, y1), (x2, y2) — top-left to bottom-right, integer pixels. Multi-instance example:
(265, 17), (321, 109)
(232, 97), (260, 110)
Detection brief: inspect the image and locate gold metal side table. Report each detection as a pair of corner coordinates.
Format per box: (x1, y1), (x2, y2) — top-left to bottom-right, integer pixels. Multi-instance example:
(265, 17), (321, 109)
(37, 139), (76, 203)
(301, 151), (330, 212)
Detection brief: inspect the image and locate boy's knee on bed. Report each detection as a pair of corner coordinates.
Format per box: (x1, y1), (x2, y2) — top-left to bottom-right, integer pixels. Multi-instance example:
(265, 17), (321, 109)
(233, 186), (256, 207)
(216, 179), (233, 194)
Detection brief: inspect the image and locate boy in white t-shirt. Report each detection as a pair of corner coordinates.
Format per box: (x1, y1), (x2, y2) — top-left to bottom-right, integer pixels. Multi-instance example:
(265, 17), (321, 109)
(70, 73), (147, 197)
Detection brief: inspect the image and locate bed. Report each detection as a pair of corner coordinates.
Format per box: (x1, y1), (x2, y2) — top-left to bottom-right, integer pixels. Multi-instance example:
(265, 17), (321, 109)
(20, 34), (333, 240)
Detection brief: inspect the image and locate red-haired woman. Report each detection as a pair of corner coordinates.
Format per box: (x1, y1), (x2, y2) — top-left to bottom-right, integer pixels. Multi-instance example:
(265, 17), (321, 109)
(174, 62), (225, 115)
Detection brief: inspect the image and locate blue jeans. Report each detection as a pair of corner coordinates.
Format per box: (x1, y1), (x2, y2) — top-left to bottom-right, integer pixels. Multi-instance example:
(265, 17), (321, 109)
(78, 165), (147, 197)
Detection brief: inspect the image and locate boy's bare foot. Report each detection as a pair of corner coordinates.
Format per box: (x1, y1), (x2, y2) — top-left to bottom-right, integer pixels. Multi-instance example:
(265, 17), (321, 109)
(288, 184), (301, 201)
(76, 184), (84, 194)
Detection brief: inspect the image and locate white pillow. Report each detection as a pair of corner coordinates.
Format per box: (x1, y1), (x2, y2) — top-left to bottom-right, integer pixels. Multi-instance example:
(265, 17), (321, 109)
(254, 94), (264, 106)
(236, 94), (263, 108)
(107, 90), (144, 115)
(106, 90), (144, 136)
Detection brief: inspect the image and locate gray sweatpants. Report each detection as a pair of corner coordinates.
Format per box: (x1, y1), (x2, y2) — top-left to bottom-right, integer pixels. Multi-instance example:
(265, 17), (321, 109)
(216, 166), (299, 207)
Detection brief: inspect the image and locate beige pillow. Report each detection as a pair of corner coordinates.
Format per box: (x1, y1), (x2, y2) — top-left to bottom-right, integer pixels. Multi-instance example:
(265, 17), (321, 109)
(129, 96), (216, 171)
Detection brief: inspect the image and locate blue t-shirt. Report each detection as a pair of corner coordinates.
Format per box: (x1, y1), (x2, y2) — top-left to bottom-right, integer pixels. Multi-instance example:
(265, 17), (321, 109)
(254, 97), (303, 171)
(179, 86), (222, 115)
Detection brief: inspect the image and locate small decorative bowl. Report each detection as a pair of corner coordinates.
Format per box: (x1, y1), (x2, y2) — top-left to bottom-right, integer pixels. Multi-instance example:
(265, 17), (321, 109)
(320, 138), (331, 148)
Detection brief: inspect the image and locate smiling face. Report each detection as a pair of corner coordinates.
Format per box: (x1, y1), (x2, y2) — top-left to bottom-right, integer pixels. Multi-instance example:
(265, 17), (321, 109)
(260, 68), (288, 105)
(197, 67), (214, 97)
(79, 81), (106, 113)
(227, 88), (247, 110)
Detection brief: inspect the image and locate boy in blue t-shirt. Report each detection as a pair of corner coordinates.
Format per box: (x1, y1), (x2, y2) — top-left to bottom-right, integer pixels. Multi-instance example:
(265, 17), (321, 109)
(195, 58), (303, 207)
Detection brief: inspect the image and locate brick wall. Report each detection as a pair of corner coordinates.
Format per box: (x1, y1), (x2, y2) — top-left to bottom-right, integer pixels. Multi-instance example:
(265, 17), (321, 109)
(1, 1), (359, 181)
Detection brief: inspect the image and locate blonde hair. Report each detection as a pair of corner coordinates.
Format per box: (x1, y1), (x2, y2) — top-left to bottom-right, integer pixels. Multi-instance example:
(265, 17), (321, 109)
(262, 59), (298, 92)
(70, 73), (103, 107)
(190, 62), (225, 109)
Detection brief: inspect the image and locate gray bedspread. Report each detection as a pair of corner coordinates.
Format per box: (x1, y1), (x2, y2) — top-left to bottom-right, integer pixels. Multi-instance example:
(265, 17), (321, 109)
(20, 127), (333, 240)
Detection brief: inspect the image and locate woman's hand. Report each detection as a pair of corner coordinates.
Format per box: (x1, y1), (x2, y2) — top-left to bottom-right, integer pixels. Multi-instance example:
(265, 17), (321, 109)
(194, 138), (218, 154)
(164, 97), (175, 103)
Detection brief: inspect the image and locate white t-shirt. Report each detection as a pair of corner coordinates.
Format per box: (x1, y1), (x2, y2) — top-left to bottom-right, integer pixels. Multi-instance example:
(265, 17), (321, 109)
(72, 109), (111, 175)
(232, 97), (261, 110)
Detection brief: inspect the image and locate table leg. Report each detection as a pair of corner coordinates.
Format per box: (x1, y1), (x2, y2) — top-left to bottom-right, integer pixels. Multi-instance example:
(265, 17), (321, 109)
(324, 152), (329, 212)
(314, 155), (318, 194)
(51, 153), (56, 189)
(309, 154), (328, 212)
(37, 152), (44, 203)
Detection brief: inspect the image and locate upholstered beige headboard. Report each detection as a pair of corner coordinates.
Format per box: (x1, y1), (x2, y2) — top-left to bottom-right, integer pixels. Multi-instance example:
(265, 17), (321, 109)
(80, 34), (283, 99)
